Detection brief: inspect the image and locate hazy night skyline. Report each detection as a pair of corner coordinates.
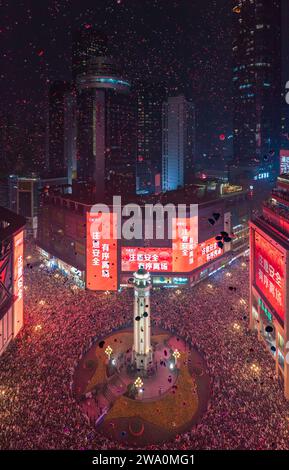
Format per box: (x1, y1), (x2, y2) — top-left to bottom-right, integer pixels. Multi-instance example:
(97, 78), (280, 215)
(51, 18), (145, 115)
(1, 0), (232, 160)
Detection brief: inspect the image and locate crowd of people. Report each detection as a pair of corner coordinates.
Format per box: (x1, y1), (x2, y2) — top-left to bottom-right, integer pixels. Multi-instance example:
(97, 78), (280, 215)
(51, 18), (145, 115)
(0, 249), (289, 450)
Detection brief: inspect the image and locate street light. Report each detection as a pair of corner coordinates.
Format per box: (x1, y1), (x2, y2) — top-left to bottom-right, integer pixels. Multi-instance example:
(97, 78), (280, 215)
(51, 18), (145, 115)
(134, 377), (144, 389)
(173, 349), (181, 361)
(105, 345), (113, 359)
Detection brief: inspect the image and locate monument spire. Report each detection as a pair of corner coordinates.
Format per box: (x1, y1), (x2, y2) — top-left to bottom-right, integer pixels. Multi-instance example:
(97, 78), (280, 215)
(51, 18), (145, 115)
(132, 268), (153, 372)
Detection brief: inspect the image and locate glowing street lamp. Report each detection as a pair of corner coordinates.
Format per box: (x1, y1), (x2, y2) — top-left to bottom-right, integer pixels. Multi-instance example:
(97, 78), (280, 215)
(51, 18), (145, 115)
(134, 377), (144, 389)
(251, 363), (261, 374)
(105, 345), (113, 359)
(173, 349), (181, 361)
(233, 322), (241, 332)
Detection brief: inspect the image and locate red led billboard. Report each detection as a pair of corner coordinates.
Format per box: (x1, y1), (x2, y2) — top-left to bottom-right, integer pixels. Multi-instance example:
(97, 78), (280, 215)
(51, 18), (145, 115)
(254, 230), (285, 323)
(122, 247), (173, 272)
(13, 231), (24, 336)
(172, 217), (196, 272)
(121, 237), (223, 273)
(194, 238), (223, 268)
(86, 212), (118, 291)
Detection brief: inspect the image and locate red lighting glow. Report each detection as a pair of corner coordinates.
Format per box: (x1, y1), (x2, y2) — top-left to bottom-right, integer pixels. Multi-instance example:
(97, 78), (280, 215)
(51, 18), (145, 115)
(13, 231), (24, 336)
(122, 238), (223, 273)
(254, 231), (285, 324)
(86, 212), (118, 291)
(122, 247), (172, 272)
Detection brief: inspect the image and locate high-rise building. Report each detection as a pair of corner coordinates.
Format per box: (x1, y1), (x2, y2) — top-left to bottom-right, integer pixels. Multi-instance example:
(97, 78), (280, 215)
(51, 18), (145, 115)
(250, 174), (289, 399)
(281, 0), (289, 149)
(0, 114), (25, 175)
(135, 81), (166, 195)
(232, 1), (282, 170)
(162, 95), (195, 192)
(48, 81), (77, 182)
(72, 27), (108, 79)
(0, 114), (16, 174)
(75, 29), (136, 198)
(8, 175), (40, 238)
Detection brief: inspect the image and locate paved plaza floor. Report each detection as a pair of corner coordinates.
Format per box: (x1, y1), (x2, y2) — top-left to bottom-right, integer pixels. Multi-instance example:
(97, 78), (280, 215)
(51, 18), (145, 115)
(73, 327), (211, 446)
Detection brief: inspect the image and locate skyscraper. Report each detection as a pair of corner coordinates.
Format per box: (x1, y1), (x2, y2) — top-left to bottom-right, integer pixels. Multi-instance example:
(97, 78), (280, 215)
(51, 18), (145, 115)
(232, 1), (282, 169)
(162, 95), (195, 192)
(75, 29), (136, 198)
(135, 81), (167, 195)
(48, 81), (77, 181)
(281, 0), (289, 150)
(72, 27), (108, 79)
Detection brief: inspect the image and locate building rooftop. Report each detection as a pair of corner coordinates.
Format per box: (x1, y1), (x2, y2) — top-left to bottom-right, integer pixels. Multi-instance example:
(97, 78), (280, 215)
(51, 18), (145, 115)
(43, 182), (247, 209)
(252, 216), (289, 252)
(0, 206), (26, 242)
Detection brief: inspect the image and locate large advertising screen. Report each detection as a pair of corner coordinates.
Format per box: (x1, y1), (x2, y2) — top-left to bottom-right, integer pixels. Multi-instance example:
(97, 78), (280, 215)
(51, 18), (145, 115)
(254, 230), (285, 324)
(121, 237), (223, 273)
(172, 217), (196, 272)
(194, 237), (223, 269)
(122, 247), (173, 273)
(86, 212), (118, 291)
(13, 231), (24, 336)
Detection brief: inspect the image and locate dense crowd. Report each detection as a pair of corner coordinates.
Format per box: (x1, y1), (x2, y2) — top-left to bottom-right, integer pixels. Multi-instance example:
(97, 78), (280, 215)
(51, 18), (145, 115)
(0, 249), (289, 450)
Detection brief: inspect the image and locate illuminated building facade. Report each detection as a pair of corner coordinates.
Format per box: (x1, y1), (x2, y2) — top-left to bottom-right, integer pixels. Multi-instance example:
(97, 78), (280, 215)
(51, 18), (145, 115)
(250, 174), (289, 399)
(281, 0), (289, 149)
(135, 82), (167, 195)
(162, 95), (195, 191)
(48, 81), (77, 182)
(0, 207), (25, 356)
(36, 185), (249, 291)
(232, 1), (281, 171)
(280, 150), (289, 175)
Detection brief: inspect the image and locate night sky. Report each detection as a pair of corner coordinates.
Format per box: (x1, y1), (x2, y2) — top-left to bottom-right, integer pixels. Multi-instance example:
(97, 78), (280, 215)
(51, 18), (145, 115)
(1, 0), (232, 169)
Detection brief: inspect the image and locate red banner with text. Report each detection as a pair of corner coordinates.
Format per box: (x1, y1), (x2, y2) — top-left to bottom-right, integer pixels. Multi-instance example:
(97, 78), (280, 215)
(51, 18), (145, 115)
(86, 212), (118, 291)
(254, 231), (285, 323)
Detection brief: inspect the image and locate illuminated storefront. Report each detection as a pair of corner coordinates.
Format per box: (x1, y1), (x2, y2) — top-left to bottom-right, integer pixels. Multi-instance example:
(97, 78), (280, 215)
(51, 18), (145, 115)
(0, 207), (25, 356)
(250, 222), (289, 400)
(37, 190), (250, 293)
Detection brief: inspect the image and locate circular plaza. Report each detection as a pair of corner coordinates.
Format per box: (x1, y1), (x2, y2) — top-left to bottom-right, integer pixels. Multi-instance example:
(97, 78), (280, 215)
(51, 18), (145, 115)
(73, 327), (210, 446)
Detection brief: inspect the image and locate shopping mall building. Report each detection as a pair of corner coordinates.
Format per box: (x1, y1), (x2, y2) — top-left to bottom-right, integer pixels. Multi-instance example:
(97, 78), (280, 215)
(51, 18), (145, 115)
(36, 184), (250, 290)
(250, 174), (289, 399)
(0, 207), (25, 356)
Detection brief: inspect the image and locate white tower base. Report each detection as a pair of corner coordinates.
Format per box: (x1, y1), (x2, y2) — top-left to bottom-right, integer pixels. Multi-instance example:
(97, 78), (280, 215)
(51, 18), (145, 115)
(132, 268), (154, 374)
